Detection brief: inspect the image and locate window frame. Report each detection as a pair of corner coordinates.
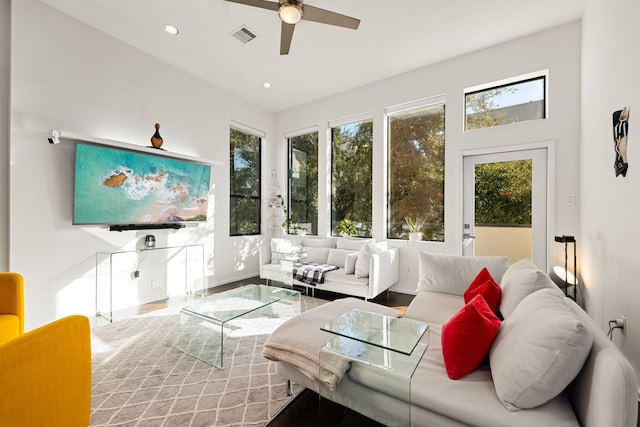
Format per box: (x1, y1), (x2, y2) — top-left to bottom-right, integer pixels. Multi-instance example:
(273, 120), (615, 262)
(286, 127), (319, 236)
(464, 71), (548, 131)
(329, 114), (374, 238)
(229, 124), (263, 236)
(385, 96), (446, 242)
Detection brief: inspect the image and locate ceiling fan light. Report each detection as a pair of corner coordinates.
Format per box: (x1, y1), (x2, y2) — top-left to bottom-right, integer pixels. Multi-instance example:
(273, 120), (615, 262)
(278, 2), (303, 24)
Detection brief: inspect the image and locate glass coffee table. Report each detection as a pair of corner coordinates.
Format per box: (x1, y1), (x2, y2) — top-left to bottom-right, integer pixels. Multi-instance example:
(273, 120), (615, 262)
(179, 284), (300, 368)
(319, 309), (429, 427)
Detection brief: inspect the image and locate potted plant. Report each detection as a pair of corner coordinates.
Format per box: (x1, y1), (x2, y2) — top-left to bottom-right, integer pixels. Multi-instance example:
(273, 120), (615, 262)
(336, 218), (357, 236)
(405, 216), (426, 241)
(275, 194), (292, 232)
(276, 194), (308, 235)
(291, 223), (308, 235)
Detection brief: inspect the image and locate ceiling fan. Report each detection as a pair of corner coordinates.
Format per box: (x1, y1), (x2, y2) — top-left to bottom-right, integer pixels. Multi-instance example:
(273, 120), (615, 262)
(224, 0), (360, 55)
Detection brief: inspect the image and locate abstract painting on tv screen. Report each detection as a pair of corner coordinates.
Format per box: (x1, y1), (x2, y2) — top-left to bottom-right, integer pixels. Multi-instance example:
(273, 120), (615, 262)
(74, 143), (211, 225)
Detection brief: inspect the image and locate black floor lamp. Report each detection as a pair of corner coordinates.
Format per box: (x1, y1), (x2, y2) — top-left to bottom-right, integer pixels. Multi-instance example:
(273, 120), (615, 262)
(549, 235), (577, 300)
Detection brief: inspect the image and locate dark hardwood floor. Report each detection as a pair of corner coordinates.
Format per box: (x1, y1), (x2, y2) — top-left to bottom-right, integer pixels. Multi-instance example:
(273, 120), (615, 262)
(97, 276), (415, 426)
(92, 276), (263, 326)
(267, 389), (386, 427)
(101, 276), (413, 320)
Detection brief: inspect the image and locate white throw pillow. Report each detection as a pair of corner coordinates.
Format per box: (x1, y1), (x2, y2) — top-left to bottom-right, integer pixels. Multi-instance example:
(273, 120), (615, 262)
(416, 252), (508, 296)
(489, 288), (593, 410)
(302, 237), (336, 248)
(355, 242), (388, 279)
(327, 248), (355, 268)
(499, 259), (556, 318)
(345, 252), (359, 274)
(302, 247), (330, 264)
(336, 237), (375, 251)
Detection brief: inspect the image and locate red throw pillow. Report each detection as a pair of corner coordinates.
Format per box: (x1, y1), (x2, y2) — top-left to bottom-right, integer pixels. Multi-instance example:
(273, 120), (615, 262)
(464, 267), (502, 314)
(441, 295), (502, 380)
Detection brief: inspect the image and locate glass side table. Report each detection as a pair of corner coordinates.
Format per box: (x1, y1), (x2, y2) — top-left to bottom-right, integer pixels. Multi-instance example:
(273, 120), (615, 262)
(319, 309), (429, 427)
(179, 284), (300, 368)
(270, 250), (308, 290)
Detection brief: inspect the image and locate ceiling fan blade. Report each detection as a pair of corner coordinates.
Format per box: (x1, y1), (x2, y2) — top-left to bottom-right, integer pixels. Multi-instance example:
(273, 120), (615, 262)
(302, 5), (360, 30)
(224, 0), (280, 12)
(280, 22), (295, 55)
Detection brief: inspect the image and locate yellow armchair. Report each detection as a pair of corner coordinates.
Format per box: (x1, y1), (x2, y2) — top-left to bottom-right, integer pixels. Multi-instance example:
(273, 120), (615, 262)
(0, 272), (24, 344)
(0, 272), (92, 427)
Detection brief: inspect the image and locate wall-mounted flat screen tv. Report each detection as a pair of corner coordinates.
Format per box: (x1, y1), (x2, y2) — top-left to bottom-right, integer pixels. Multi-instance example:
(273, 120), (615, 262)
(74, 143), (211, 226)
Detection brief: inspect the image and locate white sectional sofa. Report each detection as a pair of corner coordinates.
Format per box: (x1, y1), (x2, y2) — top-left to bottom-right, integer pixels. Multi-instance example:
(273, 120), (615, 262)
(265, 253), (638, 427)
(258, 236), (399, 300)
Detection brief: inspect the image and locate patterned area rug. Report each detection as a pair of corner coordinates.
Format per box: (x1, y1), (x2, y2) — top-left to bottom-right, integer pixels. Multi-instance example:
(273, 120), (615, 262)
(90, 294), (326, 426)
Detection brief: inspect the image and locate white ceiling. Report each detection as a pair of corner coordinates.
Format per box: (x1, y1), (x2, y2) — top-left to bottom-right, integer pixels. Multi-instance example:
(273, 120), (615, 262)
(36, 0), (586, 113)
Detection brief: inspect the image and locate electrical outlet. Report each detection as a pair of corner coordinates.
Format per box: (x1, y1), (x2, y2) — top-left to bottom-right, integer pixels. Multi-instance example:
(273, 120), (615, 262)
(407, 265), (412, 274)
(152, 278), (163, 289)
(617, 316), (626, 335)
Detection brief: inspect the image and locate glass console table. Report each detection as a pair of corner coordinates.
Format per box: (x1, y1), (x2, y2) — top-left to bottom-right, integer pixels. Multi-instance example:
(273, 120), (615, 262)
(319, 309), (429, 427)
(96, 244), (205, 322)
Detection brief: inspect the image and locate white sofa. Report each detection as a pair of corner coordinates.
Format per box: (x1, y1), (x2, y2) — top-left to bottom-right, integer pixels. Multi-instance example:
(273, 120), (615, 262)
(266, 253), (638, 427)
(258, 236), (399, 300)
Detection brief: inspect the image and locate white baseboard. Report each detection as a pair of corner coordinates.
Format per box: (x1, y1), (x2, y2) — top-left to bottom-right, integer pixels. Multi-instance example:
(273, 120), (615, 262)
(205, 273), (263, 289)
(390, 286), (418, 296)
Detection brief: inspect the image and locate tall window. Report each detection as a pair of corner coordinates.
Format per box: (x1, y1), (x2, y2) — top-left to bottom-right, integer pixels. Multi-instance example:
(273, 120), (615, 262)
(229, 127), (261, 236)
(288, 131), (318, 235)
(387, 101), (445, 241)
(331, 118), (373, 237)
(465, 74), (546, 131)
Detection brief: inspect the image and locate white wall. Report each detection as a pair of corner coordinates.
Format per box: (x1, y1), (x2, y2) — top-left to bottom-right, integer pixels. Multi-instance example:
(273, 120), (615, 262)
(0, 0), (9, 271)
(10, 0), (274, 329)
(581, 0), (640, 379)
(274, 22), (582, 294)
(8, 0), (640, 393)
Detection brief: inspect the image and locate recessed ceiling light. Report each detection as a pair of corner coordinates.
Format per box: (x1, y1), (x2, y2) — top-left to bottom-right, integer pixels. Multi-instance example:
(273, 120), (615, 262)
(162, 24), (179, 36)
(263, 82), (272, 89)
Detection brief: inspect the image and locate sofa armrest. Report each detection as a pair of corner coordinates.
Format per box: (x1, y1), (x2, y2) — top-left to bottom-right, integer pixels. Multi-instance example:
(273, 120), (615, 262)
(368, 247), (400, 299)
(258, 243), (271, 268)
(0, 315), (92, 427)
(0, 272), (24, 335)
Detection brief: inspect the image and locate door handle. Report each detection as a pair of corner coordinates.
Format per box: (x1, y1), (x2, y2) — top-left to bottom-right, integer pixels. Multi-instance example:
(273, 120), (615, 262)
(463, 224), (475, 240)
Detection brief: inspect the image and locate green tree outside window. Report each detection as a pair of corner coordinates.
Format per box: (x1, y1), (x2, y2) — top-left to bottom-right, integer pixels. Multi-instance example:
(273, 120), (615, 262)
(230, 128), (261, 235)
(331, 120), (373, 237)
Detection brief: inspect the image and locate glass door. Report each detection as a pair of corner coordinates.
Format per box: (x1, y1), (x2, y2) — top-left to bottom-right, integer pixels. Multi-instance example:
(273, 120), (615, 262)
(462, 148), (548, 271)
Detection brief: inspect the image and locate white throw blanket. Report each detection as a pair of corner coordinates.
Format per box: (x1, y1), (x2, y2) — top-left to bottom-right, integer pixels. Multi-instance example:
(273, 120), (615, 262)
(262, 297), (401, 391)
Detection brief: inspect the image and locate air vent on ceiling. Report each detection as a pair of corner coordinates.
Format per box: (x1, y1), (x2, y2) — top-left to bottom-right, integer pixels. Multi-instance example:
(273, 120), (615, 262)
(231, 26), (257, 44)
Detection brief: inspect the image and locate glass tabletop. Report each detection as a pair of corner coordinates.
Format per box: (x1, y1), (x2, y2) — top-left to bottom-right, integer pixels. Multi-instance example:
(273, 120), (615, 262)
(323, 337), (429, 378)
(321, 309), (429, 355)
(181, 284), (299, 323)
(271, 250), (308, 263)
